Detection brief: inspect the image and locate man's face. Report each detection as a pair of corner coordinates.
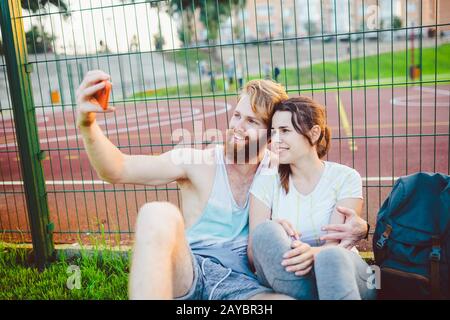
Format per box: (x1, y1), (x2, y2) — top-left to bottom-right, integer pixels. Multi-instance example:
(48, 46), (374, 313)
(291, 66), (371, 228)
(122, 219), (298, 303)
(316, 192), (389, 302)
(226, 94), (268, 163)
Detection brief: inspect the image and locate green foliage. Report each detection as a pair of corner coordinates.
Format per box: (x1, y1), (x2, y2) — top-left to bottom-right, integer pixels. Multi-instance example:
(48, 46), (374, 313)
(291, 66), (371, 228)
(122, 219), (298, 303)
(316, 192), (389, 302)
(168, 0), (244, 44)
(393, 16), (402, 29)
(25, 25), (55, 54)
(19, 1), (71, 54)
(21, 0), (69, 17)
(178, 28), (192, 47)
(304, 21), (318, 36)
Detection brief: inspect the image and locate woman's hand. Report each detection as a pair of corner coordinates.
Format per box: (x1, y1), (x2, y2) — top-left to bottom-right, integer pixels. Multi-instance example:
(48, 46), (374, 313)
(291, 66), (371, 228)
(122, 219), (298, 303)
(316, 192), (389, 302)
(274, 218), (300, 240)
(281, 240), (314, 276)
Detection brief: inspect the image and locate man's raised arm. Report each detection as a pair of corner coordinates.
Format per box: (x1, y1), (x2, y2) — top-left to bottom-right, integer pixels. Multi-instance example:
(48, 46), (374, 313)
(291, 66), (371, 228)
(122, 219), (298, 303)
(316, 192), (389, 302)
(76, 70), (187, 186)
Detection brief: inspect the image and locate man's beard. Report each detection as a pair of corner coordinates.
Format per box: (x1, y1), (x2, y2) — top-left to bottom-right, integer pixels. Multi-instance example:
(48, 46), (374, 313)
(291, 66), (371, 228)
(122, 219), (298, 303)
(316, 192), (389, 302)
(224, 130), (267, 164)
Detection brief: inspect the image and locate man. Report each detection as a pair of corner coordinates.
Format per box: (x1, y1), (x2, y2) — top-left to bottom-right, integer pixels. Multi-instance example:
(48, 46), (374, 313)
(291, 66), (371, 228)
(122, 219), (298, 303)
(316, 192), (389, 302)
(226, 58), (235, 88)
(76, 70), (369, 300)
(274, 65), (280, 83)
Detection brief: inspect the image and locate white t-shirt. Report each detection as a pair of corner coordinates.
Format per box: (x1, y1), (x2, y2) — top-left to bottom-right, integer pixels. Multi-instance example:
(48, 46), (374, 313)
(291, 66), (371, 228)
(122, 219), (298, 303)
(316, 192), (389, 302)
(250, 161), (363, 247)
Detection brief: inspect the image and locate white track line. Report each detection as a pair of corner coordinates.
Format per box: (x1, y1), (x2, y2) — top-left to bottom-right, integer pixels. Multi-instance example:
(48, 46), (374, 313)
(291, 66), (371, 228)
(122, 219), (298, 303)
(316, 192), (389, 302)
(391, 87), (450, 107)
(1, 107), (166, 134)
(0, 102), (232, 149)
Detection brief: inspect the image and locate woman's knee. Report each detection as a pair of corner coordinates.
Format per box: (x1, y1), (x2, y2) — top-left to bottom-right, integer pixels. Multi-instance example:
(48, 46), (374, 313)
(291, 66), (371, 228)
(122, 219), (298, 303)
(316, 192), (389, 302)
(135, 201), (183, 243)
(314, 247), (366, 300)
(251, 220), (292, 268)
(251, 220), (287, 252)
(315, 247), (352, 269)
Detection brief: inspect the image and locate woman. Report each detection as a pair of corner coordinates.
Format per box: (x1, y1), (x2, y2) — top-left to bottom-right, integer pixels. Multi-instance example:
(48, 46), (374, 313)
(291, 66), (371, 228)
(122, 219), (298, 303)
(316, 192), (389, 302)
(248, 96), (376, 300)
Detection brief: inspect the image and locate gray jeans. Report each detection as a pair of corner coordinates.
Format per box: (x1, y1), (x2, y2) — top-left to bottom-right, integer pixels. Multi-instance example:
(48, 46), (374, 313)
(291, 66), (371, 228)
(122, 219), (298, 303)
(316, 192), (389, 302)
(251, 220), (377, 300)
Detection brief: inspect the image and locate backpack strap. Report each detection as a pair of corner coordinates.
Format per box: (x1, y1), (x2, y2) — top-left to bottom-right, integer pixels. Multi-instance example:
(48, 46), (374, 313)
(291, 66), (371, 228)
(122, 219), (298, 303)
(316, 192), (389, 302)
(375, 224), (392, 262)
(430, 236), (441, 299)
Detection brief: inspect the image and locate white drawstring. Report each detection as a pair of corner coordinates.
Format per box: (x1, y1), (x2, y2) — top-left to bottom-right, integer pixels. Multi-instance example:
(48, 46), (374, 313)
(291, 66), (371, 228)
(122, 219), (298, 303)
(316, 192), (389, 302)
(201, 258), (208, 276)
(200, 257), (234, 300)
(209, 268), (232, 300)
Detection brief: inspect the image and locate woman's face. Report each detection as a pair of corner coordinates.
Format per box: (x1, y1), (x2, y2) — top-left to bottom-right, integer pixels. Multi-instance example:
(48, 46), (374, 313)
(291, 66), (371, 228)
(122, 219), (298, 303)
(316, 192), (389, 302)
(271, 111), (316, 164)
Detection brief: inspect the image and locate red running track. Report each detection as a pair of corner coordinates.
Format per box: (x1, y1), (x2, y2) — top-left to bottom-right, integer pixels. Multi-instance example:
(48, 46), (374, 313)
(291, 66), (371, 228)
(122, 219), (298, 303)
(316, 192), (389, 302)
(1, 85), (449, 249)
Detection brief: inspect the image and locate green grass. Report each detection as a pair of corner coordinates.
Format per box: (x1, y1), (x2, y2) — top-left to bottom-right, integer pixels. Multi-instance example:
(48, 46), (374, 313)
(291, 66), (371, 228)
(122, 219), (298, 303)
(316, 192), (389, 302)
(164, 47), (211, 72)
(131, 47), (230, 99)
(281, 43), (450, 87)
(0, 242), (129, 300)
(131, 43), (450, 99)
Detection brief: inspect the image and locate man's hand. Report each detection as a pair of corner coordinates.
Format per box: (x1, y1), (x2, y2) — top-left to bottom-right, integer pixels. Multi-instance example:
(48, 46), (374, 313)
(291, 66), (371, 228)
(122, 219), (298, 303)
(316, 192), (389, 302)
(76, 70), (114, 128)
(281, 240), (314, 276)
(320, 206), (368, 249)
(274, 218), (300, 240)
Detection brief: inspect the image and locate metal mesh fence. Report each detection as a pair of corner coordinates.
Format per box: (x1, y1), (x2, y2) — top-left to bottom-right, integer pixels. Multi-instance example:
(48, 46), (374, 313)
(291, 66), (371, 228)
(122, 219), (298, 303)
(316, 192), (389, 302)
(0, 0), (449, 251)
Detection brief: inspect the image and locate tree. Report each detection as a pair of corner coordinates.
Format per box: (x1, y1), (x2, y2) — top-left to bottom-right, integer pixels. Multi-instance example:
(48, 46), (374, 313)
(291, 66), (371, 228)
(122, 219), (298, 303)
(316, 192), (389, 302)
(233, 23), (243, 42)
(177, 26), (194, 47)
(18, 1), (70, 54)
(21, 0), (69, 15)
(121, 1), (245, 46)
(232, 0), (245, 41)
(178, 11), (196, 47)
(168, 0), (244, 45)
(26, 25), (55, 53)
(304, 21), (318, 36)
(393, 16), (402, 29)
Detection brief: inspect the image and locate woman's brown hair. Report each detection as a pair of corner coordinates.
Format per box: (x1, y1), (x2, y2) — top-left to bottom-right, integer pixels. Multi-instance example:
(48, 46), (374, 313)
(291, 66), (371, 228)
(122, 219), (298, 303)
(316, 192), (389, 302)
(271, 96), (331, 193)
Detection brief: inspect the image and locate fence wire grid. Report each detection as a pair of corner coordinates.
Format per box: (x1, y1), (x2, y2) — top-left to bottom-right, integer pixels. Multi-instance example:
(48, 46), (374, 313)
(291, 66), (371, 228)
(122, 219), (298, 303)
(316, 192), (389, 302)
(0, 0), (449, 252)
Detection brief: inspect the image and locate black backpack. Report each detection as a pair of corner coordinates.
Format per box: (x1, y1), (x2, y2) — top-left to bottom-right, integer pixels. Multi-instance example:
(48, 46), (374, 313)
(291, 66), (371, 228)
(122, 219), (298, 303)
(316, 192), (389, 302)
(373, 172), (450, 299)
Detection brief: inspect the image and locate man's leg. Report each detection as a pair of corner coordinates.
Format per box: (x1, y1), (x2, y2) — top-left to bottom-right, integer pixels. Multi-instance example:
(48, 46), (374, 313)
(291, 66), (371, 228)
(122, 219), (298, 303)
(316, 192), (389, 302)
(129, 202), (194, 299)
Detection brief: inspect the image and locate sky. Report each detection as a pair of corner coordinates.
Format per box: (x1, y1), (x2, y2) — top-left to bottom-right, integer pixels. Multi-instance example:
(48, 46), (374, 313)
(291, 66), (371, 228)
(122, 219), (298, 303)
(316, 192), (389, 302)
(22, 0), (180, 55)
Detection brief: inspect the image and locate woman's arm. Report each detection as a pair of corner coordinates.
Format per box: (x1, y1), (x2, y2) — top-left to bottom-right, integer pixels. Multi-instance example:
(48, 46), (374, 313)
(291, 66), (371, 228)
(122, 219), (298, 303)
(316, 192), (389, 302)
(310, 197), (364, 255)
(320, 170), (368, 249)
(248, 195), (272, 270)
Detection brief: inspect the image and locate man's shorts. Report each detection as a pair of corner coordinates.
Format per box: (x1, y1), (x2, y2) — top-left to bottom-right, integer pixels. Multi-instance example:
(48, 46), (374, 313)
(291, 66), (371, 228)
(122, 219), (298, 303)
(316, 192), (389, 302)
(176, 249), (273, 300)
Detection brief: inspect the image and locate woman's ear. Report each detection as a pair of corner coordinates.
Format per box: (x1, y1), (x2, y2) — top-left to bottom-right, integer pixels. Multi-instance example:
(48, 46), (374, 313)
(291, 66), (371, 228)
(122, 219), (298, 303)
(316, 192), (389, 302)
(309, 125), (322, 144)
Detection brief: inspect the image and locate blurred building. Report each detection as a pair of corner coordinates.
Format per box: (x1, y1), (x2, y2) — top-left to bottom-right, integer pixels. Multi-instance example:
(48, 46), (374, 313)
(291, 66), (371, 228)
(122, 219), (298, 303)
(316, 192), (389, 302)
(185, 0), (450, 45)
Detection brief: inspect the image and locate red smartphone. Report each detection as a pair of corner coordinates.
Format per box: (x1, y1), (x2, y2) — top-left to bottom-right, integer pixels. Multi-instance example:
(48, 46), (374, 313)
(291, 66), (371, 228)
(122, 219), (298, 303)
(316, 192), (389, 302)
(93, 80), (112, 110)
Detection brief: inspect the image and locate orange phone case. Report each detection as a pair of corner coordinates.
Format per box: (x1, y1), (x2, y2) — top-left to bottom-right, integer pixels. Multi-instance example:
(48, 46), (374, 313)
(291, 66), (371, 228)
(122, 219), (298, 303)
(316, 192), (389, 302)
(94, 81), (111, 110)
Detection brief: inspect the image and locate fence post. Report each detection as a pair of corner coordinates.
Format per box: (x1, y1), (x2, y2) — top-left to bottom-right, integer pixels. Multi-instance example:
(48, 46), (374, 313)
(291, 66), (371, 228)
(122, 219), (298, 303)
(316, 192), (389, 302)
(0, 0), (55, 269)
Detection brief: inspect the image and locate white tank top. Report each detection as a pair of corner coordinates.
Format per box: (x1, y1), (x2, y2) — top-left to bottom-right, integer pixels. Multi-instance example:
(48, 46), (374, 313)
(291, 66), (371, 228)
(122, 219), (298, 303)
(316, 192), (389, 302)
(186, 145), (270, 276)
